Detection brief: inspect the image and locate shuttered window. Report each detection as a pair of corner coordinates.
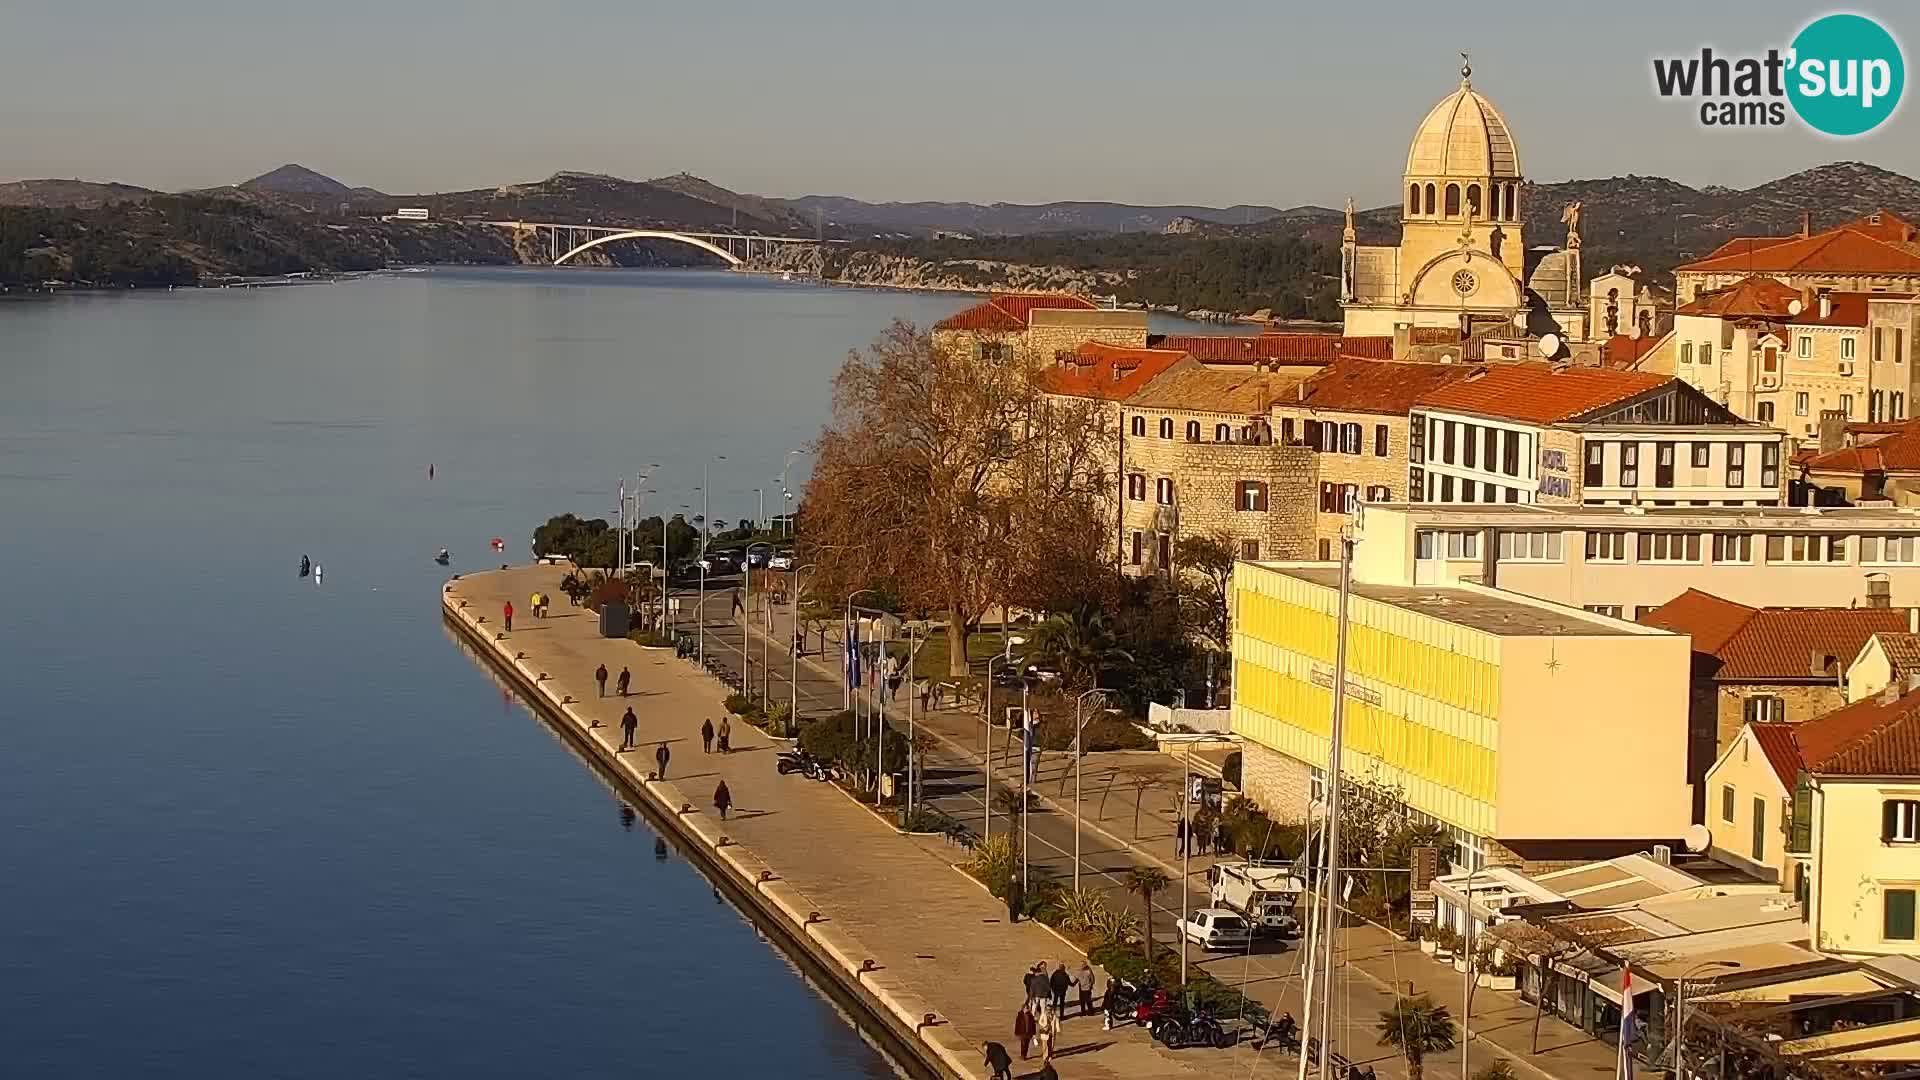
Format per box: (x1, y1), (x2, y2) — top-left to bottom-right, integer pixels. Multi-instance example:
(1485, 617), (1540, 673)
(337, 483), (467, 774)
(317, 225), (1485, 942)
(1886, 889), (1917, 941)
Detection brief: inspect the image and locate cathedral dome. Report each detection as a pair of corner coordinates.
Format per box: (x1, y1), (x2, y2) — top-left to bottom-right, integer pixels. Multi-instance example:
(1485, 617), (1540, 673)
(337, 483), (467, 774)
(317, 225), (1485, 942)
(1405, 67), (1520, 180)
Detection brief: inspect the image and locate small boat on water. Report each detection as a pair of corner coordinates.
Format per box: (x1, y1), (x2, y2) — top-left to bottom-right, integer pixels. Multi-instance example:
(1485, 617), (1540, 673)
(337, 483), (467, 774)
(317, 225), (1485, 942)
(434, 549), (451, 566)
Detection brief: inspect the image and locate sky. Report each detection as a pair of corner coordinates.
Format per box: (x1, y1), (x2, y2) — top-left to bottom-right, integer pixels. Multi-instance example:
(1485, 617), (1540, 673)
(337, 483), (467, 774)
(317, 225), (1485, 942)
(2, 1), (1915, 209)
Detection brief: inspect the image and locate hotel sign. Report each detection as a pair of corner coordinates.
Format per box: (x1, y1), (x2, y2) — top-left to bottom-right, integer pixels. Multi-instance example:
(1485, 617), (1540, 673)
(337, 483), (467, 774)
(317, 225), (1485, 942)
(1310, 665), (1382, 706)
(1537, 447), (1571, 499)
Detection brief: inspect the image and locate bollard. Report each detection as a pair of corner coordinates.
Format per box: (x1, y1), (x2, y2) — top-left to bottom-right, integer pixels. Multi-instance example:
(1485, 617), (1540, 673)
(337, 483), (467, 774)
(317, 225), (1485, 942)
(859, 959), (876, 974)
(758, 870), (774, 883)
(805, 911), (823, 925)
(514, 651), (527, 660)
(679, 803), (695, 814)
(495, 633), (506, 641)
(918, 1013), (939, 1030)
(717, 836), (733, 847)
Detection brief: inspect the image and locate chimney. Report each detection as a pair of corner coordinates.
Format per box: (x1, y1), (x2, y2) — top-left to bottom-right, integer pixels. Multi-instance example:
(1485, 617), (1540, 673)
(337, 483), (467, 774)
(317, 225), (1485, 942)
(1911, 607), (1918, 634)
(1802, 210), (1812, 238)
(1883, 679), (1904, 705)
(1819, 290), (1832, 320)
(1393, 322), (1412, 360)
(1812, 650), (1835, 677)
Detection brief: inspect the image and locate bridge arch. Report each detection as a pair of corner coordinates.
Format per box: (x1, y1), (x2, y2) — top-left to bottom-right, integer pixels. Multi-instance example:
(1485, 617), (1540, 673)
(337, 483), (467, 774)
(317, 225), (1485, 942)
(553, 230), (743, 268)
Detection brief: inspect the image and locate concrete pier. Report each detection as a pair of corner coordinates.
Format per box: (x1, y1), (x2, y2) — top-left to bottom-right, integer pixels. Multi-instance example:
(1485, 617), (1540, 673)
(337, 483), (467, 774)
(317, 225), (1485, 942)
(444, 566), (1215, 1080)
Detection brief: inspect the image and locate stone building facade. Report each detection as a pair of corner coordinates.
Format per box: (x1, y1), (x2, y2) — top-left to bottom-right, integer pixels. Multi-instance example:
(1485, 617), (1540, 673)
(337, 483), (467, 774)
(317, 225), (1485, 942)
(1672, 211), (1920, 306)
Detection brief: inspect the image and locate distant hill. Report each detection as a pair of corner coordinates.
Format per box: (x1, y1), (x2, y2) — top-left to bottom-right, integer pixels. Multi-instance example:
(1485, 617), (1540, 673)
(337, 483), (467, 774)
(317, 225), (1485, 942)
(0, 179), (160, 209)
(649, 172), (810, 233)
(238, 163), (384, 199)
(417, 171), (807, 234)
(781, 195), (1289, 236)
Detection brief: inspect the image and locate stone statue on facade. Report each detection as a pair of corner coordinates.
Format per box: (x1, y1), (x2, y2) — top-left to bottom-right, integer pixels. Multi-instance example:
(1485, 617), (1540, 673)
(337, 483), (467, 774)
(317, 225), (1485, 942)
(1561, 201), (1583, 248)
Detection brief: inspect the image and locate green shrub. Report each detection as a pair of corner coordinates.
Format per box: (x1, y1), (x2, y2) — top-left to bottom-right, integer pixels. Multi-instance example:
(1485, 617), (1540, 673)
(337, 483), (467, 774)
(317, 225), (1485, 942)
(797, 709), (908, 776)
(627, 630), (672, 648)
(1223, 751), (1242, 789)
(723, 693), (760, 718)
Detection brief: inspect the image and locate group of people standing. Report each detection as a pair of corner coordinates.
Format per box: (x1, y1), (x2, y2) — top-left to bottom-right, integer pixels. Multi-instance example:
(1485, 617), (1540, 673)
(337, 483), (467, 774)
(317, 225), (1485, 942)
(996, 960), (1093, 1073)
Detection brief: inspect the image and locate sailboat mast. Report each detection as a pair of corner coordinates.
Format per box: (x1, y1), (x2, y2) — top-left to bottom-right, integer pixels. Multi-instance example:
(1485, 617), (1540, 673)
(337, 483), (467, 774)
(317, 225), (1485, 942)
(1316, 533), (1355, 1080)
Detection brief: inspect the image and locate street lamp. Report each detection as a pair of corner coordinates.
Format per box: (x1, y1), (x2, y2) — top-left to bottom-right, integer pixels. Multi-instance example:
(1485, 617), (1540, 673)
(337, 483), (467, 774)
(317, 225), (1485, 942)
(984, 638), (1026, 844)
(790, 564), (817, 736)
(1673, 961), (1741, 1080)
(696, 454), (726, 665)
(778, 449), (807, 538)
(1072, 688), (1111, 894)
(745, 542), (775, 701)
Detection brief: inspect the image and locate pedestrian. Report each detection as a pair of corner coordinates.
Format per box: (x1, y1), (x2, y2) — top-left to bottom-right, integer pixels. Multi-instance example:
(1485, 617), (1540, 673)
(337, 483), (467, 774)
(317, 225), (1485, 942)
(1024, 965), (1047, 1009)
(731, 588), (744, 616)
(620, 708), (637, 751)
(718, 714), (732, 753)
(982, 1040), (1014, 1080)
(503, 600), (513, 631)
(1005, 875), (1024, 924)
(700, 718), (715, 753)
(1034, 998), (1060, 1061)
(1215, 823), (1231, 856)
(919, 682), (931, 713)
(616, 666), (631, 697)
(1176, 816), (1187, 856)
(595, 664), (609, 697)
(654, 741), (670, 777)
(529, 591), (540, 619)
(713, 779), (732, 819)
(1049, 963), (1071, 1014)
(616, 706), (633, 734)
(1013, 1004), (1036, 1060)
(1077, 961), (1095, 1017)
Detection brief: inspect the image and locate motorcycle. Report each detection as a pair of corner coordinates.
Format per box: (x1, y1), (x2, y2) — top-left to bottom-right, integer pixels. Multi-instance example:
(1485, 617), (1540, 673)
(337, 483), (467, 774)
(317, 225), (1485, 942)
(1148, 1001), (1232, 1050)
(776, 749), (824, 777)
(1250, 1012), (1300, 1053)
(1101, 976), (1158, 1030)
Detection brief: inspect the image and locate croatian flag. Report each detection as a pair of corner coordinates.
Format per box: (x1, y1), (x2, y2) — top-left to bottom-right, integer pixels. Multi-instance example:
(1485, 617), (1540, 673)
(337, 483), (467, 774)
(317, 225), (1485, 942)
(844, 617), (862, 690)
(1616, 966), (1635, 1080)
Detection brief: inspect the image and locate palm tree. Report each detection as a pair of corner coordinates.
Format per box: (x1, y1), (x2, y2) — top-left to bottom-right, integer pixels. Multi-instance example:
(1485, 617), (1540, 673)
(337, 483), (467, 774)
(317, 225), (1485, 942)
(1031, 603), (1133, 688)
(1125, 866), (1169, 964)
(1377, 994), (1458, 1080)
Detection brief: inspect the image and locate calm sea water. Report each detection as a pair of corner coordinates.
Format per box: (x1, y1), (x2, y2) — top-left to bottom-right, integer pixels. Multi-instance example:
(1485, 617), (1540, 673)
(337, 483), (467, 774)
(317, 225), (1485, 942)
(0, 267), (1237, 1076)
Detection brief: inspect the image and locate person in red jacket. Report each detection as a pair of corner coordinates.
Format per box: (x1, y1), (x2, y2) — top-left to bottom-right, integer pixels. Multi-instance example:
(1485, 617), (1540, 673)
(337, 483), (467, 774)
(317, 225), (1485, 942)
(503, 600), (514, 631)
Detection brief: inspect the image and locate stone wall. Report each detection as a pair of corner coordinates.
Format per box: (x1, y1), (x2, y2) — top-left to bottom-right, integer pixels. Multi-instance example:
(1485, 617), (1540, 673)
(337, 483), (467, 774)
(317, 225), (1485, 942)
(1238, 740), (1314, 820)
(1119, 415), (1316, 572)
(1025, 309), (1150, 365)
(1713, 682), (1848, 756)
(1269, 408), (1414, 557)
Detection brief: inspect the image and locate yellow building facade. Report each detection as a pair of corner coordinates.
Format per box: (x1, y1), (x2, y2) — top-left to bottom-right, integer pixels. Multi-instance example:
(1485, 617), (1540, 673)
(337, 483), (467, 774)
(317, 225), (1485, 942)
(1231, 560), (1693, 868)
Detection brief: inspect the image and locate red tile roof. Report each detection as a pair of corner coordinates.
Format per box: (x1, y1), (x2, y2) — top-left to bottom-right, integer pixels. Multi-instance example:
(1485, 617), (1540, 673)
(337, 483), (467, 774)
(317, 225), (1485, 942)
(1695, 236), (1799, 264)
(1676, 276), (1803, 318)
(1643, 589), (1913, 681)
(1748, 723), (1806, 789)
(1678, 220), (1920, 276)
(1788, 291), (1909, 329)
(1280, 358), (1477, 416)
(1038, 342), (1186, 401)
(933, 291), (1095, 332)
(1149, 333), (1393, 363)
(1413, 363), (1671, 424)
(1843, 210), (1920, 245)
(1791, 685), (1920, 777)
(1602, 332), (1666, 370)
(1804, 421), (1920, 474)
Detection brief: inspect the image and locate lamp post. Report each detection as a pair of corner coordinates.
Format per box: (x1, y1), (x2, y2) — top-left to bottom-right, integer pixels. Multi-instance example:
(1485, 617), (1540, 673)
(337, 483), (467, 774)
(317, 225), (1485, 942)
(778, 450), (805, 537)
(1462, 863), (1482, 1080)
(745, 542), (774, 702)
(1072, 688), (1110, 894)
(1674, 961), (1741, 1080)
(696, 455), (726, 665)
(843, 589), (879, 715)
(984, 639), (1025, 844)
(790, 564), (816, 736)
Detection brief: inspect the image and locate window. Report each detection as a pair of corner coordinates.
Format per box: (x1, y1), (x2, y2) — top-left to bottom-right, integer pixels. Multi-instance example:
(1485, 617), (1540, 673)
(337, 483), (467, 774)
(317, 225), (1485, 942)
(1157, 532), (1171, 570)
(1757, 401), (1775, 422)
(1127, 474), (1146, 501)
(1765, 534), (1848, 563)
(1319, 483), (1339, 513)
(1727, 444), (1745, 488)
(1655, 443), (1675, 488)
(1585, 531), (1629, 561)
(1466, 183), (1482, 217)
(1722, 784), (1736, 823)
(1795, 392), (1810, 417)
(1159, 417), (1174, 439)
(1897, 392), (1908, 419)
(1342, 484), (1359, 514)
(1423, 183), (1436, 216)
(1237, 481), (1268, 512)
(1585, 443), (1604, 486)
(1240, 539), (1260, 560)
(1320, 420), (1339, 452)
(1216, 423), (1232, 442)
(1620, 443), (1640, 487)
(1497, 429), (1513, 475)
(1638, 532), (1703, 563)
(1498, 531), (1563, 561)
(1843, 337), (1857, 361)
(1442, 422), (1456, 464)
(1460, 480), (1477, 503)
(1681, 342), (1693, 365)
(1887, 800), (1920, 843)
(1417, 530), (1479, 559)
(1375, 424), (1390, 457)
(1584, 604), (1625, 618)
(1752, 797), (1767, 861)
(1319, 539), (1332, 560)
(1700, 342), (1714, 366)
(1713, 533), (1754, 563)
(1440, 474), (1455, 501)
(1745, 695), (1785, 723)
(1407, 184), (1419, 216)
(1445, 531), (1478, 559)
(1444, 183), (1461, 216)
(1130, 415), (1145, 437)
(1186, 420), (1201, 441)
(1841, 394), (1855, 417)
(1342, 423), (1362, 455)
(1798, 336), (1812, 359)
(1129, 531), (1142, 565)
(1887, 890), (1917, 942)
(1366, 485), (1392, 502)
(976, 340), (1008, 361)
(1280, 418), (1296, 445)
(1692, 443), (1711, 468)
(1762, 345), (1779, 374)
(1155, 477), (1173, 505)
(1761, 443), (1780, 488)
(1462, 423), (1478, 468)
(1863, 536), (1920, 564)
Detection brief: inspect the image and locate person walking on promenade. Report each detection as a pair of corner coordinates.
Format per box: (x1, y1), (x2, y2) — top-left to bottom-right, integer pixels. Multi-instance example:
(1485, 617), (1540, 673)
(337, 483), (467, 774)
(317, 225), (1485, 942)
(616, 666), (631, 697)
(713, 780), (732, 819)
(1013, 1004), (1036, 1060)
(700, 718), (715, 753)
(595, 664), (609, 697)
(615, 706), (634, 735)
(717, 715), (732, 753)
(1076, 961), (1095, 1017)
(1023, 965), (1047, 1010)
(503, 600), (513, 631)
(620, 709), (638, 751)
(529, 591), (540, 619)
(654, 741), (670, 777)
(1175, 816), (1187, 856)
(982, 1040), (1014, 1080)
(1005, 875), (1024, 924)
(1048, 963), (1071, 1014)
(1034, 998), (1060, 1062)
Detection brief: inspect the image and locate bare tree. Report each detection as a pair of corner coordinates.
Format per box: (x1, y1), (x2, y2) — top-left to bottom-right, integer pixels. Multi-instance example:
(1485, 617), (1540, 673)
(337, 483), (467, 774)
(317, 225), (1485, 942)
(1122, 765), (1171, 838)
(798, 321), (1110, 676)
(1174, 532), (1235, 654)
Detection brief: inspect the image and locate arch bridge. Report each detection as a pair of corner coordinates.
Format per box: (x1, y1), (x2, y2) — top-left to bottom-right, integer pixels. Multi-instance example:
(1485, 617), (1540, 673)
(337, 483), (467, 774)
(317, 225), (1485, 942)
(481, 221), (836, 268)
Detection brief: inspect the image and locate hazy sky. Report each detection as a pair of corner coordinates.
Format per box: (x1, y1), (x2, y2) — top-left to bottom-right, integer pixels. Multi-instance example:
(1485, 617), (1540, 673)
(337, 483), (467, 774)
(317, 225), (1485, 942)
(3, 1), (1914, 208)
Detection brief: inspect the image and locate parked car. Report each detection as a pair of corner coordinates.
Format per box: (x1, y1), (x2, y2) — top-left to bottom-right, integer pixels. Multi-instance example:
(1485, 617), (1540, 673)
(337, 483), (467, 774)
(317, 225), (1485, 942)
(769, 553), (794, 571)
(697, 552), (735, 574)
(746, 549), (770, 568)
(1178, 908), (1251, 952)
